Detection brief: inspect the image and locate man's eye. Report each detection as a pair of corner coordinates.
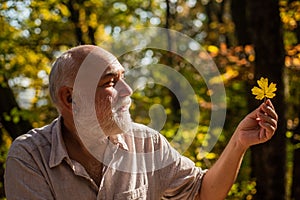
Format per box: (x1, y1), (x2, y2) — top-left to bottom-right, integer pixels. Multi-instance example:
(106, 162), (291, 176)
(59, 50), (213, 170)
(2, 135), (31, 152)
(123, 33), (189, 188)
(105, 79), (117, 87)
(121, 74), (126, 80)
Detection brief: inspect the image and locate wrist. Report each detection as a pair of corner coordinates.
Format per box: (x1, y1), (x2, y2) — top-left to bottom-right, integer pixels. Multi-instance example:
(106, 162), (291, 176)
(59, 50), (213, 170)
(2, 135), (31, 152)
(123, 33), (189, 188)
(232, 130), (249, 153)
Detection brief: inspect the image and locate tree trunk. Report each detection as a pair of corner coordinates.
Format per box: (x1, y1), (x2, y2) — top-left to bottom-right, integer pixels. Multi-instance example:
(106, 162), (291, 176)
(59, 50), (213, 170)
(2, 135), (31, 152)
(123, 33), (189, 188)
(292, 143), (300, 200)
(231, 0), (250, 45)
(247, 0), (286, 199)
(291, 113), (300, 200)
(0, 128), (5, 198)
(67, 0), (84, 44)
(165, 0), (181, 123)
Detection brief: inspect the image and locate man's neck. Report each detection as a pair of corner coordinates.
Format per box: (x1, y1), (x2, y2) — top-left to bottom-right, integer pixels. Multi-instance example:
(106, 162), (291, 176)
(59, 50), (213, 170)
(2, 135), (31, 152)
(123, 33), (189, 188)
(61, 122), (104, 186)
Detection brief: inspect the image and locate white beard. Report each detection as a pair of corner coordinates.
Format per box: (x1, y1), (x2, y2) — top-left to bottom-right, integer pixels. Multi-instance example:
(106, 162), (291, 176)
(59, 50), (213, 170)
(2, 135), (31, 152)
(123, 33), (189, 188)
(73, 96), (132, 137)
(112, 107), (132, 134)
(106, 96), (133, 134)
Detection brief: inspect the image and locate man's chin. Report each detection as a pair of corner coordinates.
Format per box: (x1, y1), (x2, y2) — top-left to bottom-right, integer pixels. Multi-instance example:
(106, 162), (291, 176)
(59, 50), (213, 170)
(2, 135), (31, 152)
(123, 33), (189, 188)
(115, 112), (133, 133)
(103, 124), (132, 136)
(100, 113), (132, 135)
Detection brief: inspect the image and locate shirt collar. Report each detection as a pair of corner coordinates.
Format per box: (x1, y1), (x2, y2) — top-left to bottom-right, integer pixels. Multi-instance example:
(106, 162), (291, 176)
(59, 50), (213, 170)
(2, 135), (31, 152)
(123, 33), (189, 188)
(49, 116), (69, 168)
(49, 116), (129, 168)
(108, 134), (129, 151)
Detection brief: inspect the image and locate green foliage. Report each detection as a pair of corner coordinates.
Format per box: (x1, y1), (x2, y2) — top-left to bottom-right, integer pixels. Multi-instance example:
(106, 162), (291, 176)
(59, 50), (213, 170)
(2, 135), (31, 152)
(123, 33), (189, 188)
(0, 131), (11, 167)
(227, 180), (257, 200)
(0, 130), (12, 199)
(280, 0), (300, 45)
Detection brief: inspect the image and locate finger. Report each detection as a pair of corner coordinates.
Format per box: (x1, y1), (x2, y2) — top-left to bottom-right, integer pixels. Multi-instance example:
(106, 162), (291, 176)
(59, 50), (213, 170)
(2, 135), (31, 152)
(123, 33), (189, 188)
(258, 113), (277, 127)
(260, 103), (278, 121)
(258, 120), (277, 134)
(258, 121), (277, 132)
(258, 128), (274, 141)
(258, 111), (277, 126)
(265, 99), (275, 110)
(258, 129), (268, 141)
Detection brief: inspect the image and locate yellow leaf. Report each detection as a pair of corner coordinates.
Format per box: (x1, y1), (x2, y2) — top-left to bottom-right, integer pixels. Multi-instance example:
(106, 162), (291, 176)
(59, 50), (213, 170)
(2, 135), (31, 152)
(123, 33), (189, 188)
(251, 86), (265, 100)
(251, 77), (277, 101)
(207, 45), (219, 54)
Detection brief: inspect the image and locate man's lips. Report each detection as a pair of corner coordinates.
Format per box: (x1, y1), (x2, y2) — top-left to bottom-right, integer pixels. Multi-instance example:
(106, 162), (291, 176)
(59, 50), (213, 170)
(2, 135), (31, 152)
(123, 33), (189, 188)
(117, 104), (130, 112)
(113, 98), (132, 112)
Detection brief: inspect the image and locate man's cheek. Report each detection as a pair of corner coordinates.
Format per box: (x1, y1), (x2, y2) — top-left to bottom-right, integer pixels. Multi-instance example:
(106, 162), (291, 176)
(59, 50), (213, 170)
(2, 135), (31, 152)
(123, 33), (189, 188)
(96, 103), (112, 118)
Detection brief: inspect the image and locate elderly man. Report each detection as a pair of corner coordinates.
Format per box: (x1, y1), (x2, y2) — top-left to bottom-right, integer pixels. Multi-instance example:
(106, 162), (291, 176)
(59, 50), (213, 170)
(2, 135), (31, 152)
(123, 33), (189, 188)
(4, 45), (278, 200)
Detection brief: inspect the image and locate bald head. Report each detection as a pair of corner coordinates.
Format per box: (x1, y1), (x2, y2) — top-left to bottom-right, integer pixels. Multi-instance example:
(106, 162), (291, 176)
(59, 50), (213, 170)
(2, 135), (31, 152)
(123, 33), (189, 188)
(49, 45), (117, 110)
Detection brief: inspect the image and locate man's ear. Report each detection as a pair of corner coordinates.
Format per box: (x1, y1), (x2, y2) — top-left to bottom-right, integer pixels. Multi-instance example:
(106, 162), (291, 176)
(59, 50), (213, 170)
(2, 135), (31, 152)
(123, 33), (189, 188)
(58, 86), (73, 112)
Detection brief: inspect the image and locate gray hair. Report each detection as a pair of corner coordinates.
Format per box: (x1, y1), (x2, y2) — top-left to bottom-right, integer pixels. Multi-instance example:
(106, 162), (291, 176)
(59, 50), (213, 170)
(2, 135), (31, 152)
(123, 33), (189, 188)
(49, 45), (97, 109)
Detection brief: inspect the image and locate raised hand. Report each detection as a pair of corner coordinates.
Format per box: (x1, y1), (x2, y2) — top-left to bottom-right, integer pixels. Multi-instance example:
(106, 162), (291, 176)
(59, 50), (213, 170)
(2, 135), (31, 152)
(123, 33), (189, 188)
(235, 99), (278, 150)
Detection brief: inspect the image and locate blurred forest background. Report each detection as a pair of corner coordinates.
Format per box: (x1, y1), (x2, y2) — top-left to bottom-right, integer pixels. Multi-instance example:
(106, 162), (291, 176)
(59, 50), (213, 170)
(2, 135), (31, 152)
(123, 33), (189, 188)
(0, 0), (300, 199)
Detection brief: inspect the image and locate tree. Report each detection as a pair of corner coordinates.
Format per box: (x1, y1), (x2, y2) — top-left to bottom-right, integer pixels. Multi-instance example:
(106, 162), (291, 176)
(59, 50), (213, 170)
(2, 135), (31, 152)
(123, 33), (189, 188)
(248, 0), (286, 199)
(291, 116), (300, 199)
(282, 1), (300, 198)
(231, 0), (286, 199)
(0, 16), (33, 140)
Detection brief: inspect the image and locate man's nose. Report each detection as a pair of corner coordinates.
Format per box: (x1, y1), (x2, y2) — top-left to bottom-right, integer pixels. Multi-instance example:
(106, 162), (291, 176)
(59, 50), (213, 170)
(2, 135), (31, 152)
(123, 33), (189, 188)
(116, 79), (133, 97)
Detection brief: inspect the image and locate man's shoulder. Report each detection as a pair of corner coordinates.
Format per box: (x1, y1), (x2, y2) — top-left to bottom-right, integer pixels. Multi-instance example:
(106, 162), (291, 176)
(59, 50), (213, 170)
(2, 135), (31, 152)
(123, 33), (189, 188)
(131, 122), (159, 133)
(130, 122), (167, 147)
(7, 118), (58, 158)
(131, 123), (161, 138)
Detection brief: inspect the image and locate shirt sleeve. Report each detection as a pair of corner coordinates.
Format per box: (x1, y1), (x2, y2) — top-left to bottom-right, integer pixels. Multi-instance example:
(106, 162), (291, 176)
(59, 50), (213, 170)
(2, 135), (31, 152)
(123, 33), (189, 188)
(5, 152), (55, 199)
(157, 135), (207, 200)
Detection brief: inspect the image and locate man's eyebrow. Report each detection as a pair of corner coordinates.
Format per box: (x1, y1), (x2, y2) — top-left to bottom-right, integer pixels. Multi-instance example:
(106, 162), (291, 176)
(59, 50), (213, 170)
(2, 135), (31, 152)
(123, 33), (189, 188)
(101, 70), (125, 78)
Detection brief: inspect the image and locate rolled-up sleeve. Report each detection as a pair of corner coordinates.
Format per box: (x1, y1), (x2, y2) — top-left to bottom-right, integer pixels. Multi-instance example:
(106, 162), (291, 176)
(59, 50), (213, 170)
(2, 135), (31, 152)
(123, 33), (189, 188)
(160, 155), (207, 200)
(151, 134), (207, 200)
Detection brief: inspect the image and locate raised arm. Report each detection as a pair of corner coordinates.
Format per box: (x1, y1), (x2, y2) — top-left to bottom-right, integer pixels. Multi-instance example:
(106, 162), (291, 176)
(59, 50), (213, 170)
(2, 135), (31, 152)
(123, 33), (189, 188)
(198, 99), (278, 200)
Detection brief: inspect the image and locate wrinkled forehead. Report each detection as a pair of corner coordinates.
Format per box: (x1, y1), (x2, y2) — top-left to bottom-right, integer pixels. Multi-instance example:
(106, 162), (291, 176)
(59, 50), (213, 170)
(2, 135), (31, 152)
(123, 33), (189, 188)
(102, 59), (124, 75)
(92, 47), (124, 75)
(80, 47), (123, 74)
(73, 47), (124, 89)
(89, 47), (118, 67)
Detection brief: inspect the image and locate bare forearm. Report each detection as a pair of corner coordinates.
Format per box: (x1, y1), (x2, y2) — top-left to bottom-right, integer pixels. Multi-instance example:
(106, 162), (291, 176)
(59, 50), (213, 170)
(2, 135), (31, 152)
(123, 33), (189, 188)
(196, 100), (277, 199)
(198, 133), (247, 200)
